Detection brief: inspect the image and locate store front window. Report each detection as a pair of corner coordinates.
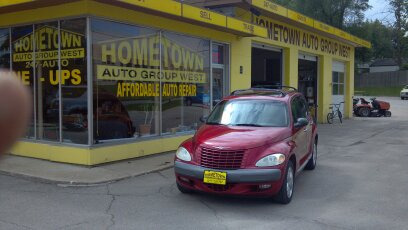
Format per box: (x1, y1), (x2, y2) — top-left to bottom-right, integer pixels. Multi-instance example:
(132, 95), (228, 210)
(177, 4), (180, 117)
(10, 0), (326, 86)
(161, 32), (210, 135)
(35, 21), (60, 141)
(0, 29), (10, 69)
(92, 19), (160, 141)
(12, 25), (35, 138)
(212, 43), (229, 106)
(1, 17), (228, 145)
(7, 19), (88, 144)
(92, 19), (212, 141)
(60, 19), (88, 144)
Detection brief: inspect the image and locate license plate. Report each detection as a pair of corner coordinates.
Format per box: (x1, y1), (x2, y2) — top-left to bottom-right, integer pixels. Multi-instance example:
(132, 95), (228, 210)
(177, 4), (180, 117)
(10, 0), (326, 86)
(203, 170), (227, 185)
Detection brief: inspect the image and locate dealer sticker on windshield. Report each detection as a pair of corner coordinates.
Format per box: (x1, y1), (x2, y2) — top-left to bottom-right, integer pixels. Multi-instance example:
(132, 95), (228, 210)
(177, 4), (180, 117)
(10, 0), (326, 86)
(203, 171), (227, 185)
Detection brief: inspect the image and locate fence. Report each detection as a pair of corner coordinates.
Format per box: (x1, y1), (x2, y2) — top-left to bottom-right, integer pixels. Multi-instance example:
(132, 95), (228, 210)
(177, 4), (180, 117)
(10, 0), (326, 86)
(355, 70), (408, 88)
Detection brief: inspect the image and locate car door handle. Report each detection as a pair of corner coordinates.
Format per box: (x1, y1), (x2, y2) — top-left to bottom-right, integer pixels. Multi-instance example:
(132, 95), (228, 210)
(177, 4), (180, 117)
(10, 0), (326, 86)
(303, 125), (309, 132)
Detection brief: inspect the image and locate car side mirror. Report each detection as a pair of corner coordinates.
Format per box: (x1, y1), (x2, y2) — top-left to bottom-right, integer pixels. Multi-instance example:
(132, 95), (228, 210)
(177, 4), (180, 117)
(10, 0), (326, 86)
(200, 116), (208, 123)
(294, 118), (308, 128)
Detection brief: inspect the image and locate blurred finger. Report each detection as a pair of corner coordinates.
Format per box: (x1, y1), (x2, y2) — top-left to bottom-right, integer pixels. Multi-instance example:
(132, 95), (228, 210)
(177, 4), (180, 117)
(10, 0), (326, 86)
(0, 70), (31, 155)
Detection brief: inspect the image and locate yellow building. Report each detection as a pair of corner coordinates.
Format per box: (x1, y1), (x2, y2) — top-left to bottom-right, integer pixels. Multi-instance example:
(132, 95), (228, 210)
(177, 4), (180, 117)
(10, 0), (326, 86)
(0, 0), (370, 165)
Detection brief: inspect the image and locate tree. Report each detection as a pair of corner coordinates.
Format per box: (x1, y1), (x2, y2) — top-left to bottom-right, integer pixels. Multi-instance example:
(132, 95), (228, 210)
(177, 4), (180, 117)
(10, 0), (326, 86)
(347, 20), (394, 63)
(388, 0), (408, 66)
(272, 0), (370, 29)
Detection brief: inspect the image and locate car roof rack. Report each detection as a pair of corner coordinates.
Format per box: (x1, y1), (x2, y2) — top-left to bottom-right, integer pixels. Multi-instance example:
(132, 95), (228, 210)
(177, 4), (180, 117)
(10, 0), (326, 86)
(252, 84), (298, 92)
(230, 85), (298, 97)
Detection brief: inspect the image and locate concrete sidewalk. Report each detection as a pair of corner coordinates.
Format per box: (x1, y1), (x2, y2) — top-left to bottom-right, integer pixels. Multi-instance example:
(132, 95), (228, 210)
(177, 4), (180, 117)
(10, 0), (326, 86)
(0, 152), (174, 186)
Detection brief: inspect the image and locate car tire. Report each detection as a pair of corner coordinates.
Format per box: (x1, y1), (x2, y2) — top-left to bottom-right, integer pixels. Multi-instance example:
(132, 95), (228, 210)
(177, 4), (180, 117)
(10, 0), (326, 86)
(305, 141), (317, 170)
(359, 107), (370, 117)
(177, 182), (193, 194)
(274, 160), (295, 204)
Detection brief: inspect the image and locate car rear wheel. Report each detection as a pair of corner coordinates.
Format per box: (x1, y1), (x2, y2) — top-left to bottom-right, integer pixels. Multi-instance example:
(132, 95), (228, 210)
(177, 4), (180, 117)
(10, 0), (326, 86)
(305, 142), (317, 170)
(177, 182), (193, 194)
(274, 161), (294, 204)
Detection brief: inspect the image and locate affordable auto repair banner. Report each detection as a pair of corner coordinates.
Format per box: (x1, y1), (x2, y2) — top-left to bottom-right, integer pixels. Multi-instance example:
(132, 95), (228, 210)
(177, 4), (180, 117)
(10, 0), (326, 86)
(96, 34), (205, 98)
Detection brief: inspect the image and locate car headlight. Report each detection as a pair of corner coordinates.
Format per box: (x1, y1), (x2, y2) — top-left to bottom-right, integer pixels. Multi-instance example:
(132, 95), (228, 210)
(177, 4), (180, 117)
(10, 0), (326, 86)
(176, 147), (192, 162)
(256, 153), (286, 167)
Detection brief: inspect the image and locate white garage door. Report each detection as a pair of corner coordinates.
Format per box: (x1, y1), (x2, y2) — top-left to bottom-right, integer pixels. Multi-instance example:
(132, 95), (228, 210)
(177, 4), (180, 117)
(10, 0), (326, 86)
(332, 61), (345, 114)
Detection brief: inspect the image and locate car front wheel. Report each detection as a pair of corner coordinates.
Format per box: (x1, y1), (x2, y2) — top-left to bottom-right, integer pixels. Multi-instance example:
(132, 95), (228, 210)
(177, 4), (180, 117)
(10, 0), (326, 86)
(305, 142), (317, 170)
(274, 161), (295, 204)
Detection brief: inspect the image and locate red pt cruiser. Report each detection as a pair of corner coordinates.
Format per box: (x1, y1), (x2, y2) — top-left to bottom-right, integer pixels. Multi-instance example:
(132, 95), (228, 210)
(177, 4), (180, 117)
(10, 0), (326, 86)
(174, 88), (318, 204)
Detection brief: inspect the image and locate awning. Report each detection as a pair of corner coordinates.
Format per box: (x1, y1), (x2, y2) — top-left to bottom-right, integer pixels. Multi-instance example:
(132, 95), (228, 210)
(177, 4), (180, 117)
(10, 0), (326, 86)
(0, 0), (268, 38)
(112, 0), (268, 38)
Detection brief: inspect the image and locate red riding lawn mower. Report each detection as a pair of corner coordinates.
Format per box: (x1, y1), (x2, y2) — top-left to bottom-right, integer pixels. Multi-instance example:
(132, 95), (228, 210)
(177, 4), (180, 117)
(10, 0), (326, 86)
(353, 97), (391, 117)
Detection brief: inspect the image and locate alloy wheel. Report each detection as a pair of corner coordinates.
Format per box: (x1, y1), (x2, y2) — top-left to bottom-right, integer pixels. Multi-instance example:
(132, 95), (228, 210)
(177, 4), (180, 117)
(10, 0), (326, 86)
(313, 143), (317, 166)
(286, 166), (294, 198)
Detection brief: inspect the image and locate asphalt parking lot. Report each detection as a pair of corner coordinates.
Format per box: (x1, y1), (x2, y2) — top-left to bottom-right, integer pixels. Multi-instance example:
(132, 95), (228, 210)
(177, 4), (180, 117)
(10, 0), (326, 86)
(0, 97), (407, 230)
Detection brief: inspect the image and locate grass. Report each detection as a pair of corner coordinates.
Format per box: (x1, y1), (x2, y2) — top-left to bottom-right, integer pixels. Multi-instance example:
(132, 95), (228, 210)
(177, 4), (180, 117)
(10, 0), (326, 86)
(354, 86), (404, 97)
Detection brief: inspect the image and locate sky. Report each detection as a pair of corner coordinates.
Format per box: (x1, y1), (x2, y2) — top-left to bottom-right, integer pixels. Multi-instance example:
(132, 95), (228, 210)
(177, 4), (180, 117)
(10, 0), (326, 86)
(365, 0), (394, 24)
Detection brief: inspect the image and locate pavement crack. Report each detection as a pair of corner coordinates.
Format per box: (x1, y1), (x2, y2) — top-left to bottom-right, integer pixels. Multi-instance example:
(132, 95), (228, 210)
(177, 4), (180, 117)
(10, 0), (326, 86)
(105, 184), (116, 230)
(199, 199), (228, 230)
(156, 171), (170, 180)
(349, 140), (365, 146)
(0, 219), (35, 230)
(55, 220), (90, 230)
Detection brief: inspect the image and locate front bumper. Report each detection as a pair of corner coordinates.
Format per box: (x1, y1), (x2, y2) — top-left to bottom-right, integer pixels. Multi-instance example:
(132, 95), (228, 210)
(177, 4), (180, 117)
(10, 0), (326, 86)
(175, 161), (283, 195)
(175, 161), (281, 183)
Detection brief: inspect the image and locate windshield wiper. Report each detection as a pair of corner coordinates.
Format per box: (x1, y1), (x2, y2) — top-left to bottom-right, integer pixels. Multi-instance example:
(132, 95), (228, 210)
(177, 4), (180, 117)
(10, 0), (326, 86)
(232, 124), (265, 127)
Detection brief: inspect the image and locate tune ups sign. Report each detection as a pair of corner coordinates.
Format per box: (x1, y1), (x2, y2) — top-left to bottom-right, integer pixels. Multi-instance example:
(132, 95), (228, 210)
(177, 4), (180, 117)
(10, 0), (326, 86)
(12, 25), (85, 86)
(96, 34), (205, 98)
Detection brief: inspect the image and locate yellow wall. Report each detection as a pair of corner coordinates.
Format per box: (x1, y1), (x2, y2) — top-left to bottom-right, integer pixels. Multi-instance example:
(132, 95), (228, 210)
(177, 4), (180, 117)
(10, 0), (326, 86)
(318, 55), (333, 123)
(3, 0), (357, 165)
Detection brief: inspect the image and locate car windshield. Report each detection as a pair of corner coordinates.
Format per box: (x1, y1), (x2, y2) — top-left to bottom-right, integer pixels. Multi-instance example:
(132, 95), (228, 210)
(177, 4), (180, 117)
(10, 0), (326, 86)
(206, 100), (289, 127)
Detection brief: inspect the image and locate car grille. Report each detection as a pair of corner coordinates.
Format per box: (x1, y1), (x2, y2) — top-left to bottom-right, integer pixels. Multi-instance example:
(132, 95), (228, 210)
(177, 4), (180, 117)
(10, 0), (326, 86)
(206, 184), (234, 192)
(199, 147), (245, 169)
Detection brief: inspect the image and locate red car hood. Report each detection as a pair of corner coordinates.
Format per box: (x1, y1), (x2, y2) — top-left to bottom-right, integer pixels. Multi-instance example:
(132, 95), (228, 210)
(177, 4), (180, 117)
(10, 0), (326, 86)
(193, 124), (291, 149)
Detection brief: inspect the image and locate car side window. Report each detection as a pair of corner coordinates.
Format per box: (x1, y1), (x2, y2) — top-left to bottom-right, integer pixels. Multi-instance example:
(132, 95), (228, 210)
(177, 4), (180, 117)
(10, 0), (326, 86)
(291, 97), (300, 122)
(298, 97), (308, 118)
(291, 96), (307, 122)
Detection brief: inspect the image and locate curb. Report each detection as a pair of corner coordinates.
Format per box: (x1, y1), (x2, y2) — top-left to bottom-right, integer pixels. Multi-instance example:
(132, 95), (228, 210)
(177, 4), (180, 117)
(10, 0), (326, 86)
(0, 164), (175, 187)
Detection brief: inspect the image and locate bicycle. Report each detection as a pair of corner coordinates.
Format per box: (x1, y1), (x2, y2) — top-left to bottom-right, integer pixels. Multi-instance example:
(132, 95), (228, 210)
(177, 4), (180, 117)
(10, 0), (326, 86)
(327, 102), (344, 124)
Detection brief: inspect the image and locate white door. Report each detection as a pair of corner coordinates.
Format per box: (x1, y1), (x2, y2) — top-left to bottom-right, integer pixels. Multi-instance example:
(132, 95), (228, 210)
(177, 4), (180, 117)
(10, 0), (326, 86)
(332, 61), (345, 114)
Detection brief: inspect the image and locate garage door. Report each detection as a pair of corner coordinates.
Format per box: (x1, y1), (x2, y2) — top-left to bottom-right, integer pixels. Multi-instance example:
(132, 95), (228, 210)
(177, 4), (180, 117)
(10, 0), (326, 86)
(332, 61), (345, 114)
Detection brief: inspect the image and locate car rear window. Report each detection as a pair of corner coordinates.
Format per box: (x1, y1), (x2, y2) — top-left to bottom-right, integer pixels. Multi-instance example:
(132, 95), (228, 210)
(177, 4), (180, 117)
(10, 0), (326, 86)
(206, 99), (289, 127)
